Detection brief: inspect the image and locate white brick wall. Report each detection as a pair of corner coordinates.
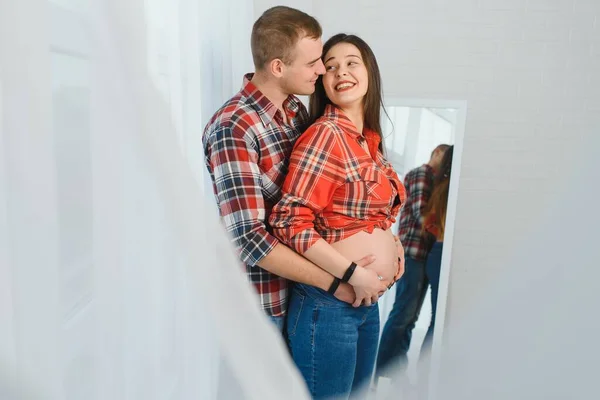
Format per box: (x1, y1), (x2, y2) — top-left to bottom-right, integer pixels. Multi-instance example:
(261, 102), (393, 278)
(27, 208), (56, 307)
(255, 0), (599, 397)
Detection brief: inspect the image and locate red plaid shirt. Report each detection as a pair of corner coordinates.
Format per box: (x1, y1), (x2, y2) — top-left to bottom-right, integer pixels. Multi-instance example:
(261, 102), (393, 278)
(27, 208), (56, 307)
(398, 164), (436, 261)
(269, 105), (406, 254)
(203, 74), (308, 317)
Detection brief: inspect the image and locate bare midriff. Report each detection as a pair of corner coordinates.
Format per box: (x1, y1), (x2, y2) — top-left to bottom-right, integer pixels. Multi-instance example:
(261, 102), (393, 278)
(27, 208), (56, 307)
(330, 227), (397, 282)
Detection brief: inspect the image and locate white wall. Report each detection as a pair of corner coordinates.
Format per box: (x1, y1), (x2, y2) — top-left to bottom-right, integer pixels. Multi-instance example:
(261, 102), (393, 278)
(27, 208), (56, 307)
(255, 0), (600, 398)
(254, 0), (311, 17)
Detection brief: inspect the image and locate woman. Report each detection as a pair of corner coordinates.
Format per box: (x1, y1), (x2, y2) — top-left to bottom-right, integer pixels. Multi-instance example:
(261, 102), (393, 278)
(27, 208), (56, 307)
(419, 145), (454, 359)
(269, 34), (406, 399)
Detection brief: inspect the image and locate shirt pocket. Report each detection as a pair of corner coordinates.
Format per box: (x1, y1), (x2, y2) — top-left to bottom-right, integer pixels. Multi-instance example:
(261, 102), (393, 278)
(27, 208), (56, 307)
(358, 167), (387, 201)
(331, 167), (390, 221)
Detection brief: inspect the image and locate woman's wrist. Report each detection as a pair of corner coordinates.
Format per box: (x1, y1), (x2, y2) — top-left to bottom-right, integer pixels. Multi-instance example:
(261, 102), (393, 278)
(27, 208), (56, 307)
(348, 266), (365, 286)
(340, 261), (357, 283)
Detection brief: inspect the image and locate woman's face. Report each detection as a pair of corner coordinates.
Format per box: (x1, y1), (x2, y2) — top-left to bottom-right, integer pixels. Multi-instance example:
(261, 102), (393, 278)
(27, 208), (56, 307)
(322, 42), (369, 109)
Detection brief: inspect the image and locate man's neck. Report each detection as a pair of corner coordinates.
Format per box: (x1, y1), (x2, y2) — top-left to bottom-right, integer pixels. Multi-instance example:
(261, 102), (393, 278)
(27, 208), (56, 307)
(251, 72), (289, 115)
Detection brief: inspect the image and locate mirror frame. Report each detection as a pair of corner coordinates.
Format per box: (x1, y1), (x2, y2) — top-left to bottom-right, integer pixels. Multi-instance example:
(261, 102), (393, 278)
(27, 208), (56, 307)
(382, 97), (467, 399)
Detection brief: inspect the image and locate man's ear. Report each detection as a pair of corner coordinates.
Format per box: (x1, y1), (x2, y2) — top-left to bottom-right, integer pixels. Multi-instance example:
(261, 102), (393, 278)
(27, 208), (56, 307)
(269, 58), (285, 78)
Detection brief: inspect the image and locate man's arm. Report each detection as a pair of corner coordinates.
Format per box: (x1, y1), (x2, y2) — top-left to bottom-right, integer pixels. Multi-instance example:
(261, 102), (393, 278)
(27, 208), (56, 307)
(406, 167), (432, 223)
(260, 243), (378, 305)
(259, 242), (364, 293)
(204, 125), (357, 296)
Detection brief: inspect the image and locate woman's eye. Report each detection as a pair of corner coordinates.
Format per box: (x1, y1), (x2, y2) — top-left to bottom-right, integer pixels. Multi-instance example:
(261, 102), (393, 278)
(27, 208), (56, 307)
(325, 65), (336, 71)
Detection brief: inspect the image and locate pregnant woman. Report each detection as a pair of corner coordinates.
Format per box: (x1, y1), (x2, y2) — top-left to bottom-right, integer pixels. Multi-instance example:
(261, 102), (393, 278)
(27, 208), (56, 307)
(269, 33), (406, 399)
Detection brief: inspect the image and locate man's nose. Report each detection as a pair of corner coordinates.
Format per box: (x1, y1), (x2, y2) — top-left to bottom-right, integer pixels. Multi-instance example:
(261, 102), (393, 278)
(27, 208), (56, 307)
(316, 60), (326, 75)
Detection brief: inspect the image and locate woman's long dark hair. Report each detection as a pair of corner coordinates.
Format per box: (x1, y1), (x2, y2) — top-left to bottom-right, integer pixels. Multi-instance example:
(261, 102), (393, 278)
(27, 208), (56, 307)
(423, 145), (454, 237)
(309, 33), (387, 152)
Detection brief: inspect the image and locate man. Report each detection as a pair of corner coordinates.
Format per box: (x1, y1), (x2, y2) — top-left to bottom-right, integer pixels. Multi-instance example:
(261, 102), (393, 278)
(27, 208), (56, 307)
(203, 6), (375, 330)
(376, 144), (450, 378)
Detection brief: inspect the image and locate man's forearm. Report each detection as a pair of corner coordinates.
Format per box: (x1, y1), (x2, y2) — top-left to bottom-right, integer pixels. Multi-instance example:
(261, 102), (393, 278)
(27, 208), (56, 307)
(257, 242), (334, 291)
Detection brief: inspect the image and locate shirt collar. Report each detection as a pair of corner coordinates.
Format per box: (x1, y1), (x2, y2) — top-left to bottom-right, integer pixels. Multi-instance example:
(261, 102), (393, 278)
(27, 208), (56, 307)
(322, 104), (381, 146)
(241, 73), (302, 128)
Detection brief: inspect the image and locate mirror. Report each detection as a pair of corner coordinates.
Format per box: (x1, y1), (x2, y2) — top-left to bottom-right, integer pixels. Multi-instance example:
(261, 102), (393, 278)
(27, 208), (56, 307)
(383, 106), (457, 178)
(375, 99), (465, 398)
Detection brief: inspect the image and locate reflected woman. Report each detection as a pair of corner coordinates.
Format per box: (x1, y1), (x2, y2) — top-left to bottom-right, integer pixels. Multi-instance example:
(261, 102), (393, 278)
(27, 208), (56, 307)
(269, 34), (406, 399)
(420, 145), (454, 358)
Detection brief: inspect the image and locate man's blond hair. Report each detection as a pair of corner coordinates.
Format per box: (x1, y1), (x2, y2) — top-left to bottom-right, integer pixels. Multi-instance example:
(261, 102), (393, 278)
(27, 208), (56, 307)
(251, 6), (322, 70)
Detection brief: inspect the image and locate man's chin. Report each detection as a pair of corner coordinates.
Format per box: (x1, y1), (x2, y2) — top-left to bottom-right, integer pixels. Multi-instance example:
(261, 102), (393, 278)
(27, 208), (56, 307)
(297, 86), (316, 96)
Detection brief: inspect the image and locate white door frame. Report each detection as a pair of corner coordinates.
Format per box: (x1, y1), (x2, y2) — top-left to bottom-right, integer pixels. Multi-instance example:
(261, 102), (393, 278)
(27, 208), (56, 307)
(383, 96), (468, 400)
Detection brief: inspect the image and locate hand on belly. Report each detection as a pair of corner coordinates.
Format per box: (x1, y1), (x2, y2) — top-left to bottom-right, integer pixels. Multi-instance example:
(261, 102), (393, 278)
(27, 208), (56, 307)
(331, 228), (398, 282)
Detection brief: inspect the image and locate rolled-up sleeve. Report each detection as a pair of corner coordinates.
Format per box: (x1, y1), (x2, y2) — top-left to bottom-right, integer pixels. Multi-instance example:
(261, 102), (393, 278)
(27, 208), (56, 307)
(406, 167), (431, 226)
(205, 125), (278, 266)
(269, 125), (346, 254)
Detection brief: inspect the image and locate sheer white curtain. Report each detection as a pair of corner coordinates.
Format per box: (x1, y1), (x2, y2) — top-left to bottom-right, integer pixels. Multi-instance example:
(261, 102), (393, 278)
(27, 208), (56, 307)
(0, 0), (308, 399)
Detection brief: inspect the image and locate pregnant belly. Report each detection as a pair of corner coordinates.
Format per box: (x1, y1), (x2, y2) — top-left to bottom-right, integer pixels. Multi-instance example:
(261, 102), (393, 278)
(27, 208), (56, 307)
(331, 228), (397, 282)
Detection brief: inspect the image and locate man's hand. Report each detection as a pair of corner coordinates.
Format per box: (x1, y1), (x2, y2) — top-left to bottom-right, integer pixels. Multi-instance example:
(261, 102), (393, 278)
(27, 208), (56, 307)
(333, 254), (377, 305)
(333, 282), (355, 304)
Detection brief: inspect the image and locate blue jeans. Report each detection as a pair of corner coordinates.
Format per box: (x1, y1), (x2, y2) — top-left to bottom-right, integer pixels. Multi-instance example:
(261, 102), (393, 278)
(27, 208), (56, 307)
(286, 284), (380, 399)
(420, 242), (443, 357)
(269, 315), (286, 333)
(376, 256), (428, 378)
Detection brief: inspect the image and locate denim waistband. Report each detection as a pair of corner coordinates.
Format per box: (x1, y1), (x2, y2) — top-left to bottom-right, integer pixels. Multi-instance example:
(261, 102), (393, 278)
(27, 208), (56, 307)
(293, 283), (348, 307)
(293, 283), (379, 311)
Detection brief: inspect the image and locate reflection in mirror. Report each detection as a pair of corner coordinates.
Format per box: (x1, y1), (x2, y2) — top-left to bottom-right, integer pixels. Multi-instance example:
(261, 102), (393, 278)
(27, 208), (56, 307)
(383, 106), (456, 178)
(375, 103), (462, 399)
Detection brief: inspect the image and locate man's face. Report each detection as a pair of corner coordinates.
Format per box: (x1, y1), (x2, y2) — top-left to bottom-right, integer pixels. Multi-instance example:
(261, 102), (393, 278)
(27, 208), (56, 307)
(280, 37), (326, 96)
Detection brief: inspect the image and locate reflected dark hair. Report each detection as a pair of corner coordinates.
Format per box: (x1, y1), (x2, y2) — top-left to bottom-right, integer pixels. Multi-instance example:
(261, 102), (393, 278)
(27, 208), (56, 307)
(309, 33), (387, 152)
(424, 145), (454, 236)
(431, 144), (450, 160)
(435, 145), (454, 184)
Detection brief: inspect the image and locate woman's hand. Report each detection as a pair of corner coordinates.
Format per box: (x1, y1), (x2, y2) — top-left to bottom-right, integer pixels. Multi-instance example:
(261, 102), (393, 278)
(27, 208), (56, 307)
(349, 267), (389, 308)
(393, 235), (405, 283)
(333, 254), (378, 305)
